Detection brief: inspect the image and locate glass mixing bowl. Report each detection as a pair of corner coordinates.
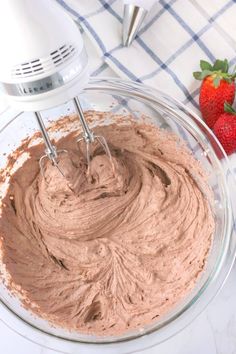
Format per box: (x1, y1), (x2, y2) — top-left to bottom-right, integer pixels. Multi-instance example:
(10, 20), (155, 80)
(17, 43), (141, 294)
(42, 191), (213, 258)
(0, 78), (236, 354)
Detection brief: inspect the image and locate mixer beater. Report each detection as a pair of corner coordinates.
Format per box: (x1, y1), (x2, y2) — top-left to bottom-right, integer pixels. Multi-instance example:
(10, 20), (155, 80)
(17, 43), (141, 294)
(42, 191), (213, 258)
(35, 98), (113, 179)
(0, 0), (112, 179)
(73, 97), (113, 172)
(34, 111), (68, 178)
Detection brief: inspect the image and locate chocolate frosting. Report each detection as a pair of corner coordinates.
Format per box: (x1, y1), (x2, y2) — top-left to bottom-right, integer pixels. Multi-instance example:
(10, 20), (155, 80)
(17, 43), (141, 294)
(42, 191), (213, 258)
(0, 117), (214, 335)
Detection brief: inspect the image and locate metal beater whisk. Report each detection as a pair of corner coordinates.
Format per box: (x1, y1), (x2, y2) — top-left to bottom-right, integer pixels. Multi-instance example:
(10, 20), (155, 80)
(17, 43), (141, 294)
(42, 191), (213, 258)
(35, 97), (113, 178)
(35, 112), (67, 178)
(73, 97), (113, 172)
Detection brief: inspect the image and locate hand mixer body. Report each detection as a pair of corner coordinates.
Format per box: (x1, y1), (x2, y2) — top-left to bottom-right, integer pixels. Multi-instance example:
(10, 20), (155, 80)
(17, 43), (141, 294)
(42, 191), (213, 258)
(0, 0), (89, 111)
(0, 0), (113, 179)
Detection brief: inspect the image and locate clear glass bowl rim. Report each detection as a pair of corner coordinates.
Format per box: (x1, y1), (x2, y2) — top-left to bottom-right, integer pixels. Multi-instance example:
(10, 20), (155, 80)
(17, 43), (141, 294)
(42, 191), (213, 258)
(0, 77), (236, 354)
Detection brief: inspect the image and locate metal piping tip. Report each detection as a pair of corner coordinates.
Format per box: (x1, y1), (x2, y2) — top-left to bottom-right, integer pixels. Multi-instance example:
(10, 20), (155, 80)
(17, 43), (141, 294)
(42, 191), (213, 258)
(122, 4), (148, 47)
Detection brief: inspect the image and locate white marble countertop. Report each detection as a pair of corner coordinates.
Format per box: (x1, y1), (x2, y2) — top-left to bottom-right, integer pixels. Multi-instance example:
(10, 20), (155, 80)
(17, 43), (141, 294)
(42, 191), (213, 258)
(1, 27), (236, 354)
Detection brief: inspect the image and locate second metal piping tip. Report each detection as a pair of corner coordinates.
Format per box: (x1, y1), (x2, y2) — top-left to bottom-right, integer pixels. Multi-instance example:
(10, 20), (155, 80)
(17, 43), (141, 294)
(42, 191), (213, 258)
(122, 4), (148, 47)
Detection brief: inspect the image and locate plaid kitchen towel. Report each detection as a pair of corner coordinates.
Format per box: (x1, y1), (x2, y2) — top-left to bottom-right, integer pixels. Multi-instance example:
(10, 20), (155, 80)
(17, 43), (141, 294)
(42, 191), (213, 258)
(57, 0), (236, 113)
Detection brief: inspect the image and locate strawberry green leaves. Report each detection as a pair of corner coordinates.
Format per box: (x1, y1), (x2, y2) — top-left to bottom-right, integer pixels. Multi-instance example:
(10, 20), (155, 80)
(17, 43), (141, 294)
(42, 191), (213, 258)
(213, 76), (221, 88)
(200, 60), (212, 71)
(193, 59), (236, 87)
(212, 59), (229, 73)
(193, 70), (212, 80)
(224, 102), (236, 115)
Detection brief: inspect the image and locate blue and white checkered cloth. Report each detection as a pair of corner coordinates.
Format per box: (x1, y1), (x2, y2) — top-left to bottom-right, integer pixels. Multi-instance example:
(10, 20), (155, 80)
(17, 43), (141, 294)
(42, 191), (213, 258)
(58, 0), (236, 169)
(58, 0), (236, 113)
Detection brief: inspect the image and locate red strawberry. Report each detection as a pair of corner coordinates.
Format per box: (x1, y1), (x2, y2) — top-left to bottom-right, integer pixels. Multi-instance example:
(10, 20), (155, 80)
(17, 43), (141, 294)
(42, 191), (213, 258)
(213, 102), (236, 156)
(193, 59), (235, 128)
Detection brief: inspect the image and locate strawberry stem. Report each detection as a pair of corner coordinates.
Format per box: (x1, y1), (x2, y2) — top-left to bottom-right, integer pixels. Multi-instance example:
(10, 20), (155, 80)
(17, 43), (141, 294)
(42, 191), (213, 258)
(224, 102), (236, 115)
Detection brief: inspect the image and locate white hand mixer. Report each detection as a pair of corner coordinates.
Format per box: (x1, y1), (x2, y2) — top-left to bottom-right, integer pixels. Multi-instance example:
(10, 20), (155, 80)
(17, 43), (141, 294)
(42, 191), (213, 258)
(0, 0), (112, 177)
